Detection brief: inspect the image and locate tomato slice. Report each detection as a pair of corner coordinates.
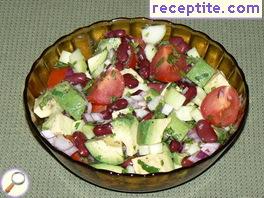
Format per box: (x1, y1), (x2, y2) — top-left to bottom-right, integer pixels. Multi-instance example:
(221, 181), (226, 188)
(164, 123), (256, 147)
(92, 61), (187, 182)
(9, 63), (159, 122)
(201, 86), (240, 127)
(91, 104), (107, 112)
(47, 67), (69, 88)
(87, 68), (125, 105)
(126, 48), (138, 69)
(150, 45), (182, 82)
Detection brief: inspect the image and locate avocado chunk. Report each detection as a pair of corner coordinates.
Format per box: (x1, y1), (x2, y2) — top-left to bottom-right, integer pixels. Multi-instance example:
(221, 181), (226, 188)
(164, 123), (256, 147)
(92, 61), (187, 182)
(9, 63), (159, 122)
(81, 124), (95, 139)
(90, 163), (125, 174)
(34, 91), (63, 118)
(132, 144), (174, 174)
(51, 82), (86, 120)
(166, 112), (192, 141)
(87, 49), (108, 78)
(164, 87), (186, 110)
(42, 113), (75, 135)
(111, 115), (139, 156)
(171, 152), (187, 169)
(203, 70), (230, 93)
(186, 59), (215, 87)
(144, 88), (159, 102)
(85, 136), (124, 165)
(137, 118), (171, 145)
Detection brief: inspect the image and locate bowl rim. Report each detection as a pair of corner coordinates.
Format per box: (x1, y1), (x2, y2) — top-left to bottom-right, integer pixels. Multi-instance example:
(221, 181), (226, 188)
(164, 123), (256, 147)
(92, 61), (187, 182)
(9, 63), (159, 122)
(23, 17), (249, 193)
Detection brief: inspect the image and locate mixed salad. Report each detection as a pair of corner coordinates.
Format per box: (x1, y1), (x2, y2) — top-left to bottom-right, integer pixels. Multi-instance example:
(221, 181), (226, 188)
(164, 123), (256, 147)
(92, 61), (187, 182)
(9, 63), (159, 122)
(34, 25), (241, 174)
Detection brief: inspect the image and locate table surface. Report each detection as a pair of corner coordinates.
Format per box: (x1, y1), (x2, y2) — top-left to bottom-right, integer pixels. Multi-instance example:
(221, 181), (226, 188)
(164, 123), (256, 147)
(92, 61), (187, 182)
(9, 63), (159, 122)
(0, 0), (263, 197)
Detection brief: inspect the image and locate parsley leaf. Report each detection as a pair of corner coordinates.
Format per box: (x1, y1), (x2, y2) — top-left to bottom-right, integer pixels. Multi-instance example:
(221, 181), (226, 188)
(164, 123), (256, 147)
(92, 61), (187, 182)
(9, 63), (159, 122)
(155, 57), (165, 67)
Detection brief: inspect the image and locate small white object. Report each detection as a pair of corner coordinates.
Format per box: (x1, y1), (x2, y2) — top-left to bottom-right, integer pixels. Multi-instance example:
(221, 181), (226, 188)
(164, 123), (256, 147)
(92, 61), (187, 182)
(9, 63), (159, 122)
(144, 44), (157, 62)
(191, 108), (204, 122)
(187, 47), (200, 58)
(161, 103), (173, 115)
(130, 95), (145, 102)
(85, 71), (92, 79)
(192, 86), (207, 106)
(54, 135), (74, 151)
(139, 145), (150, 155)
(69, 49), (85, 64)
(59, 50), (72, 64)
(104, 59), (112, 66)
(134, 108), (149, 119)
(147, 96), (161, 111)
(183, 142), (200, 155)
(175, 106), (194, 121)
(149, 143), (163, 154)
(126, 165), (135, 174)
(142, 25), (166, 45)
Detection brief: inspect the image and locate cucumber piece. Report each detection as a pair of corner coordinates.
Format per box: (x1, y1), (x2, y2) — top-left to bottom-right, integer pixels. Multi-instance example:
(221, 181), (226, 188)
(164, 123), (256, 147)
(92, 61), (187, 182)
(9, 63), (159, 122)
(81, 124), (95, 139)
(72, 59), (87, 73)
(96, 38), (121, 51)
(164, 87), (186, 110)
(59, 50), (72, 64)
(191, 108), (204, 122)
(192, 86), (206, 106)
(90, 163), (125, 174)
(144, 44), (157, 62)
(186, 59), (215, 87)
(175, 106), (195, 121)
(142, 25), (166, 45)
(69, 49), (85, 64)
(204, 70), (230, 93)
(87, 49), (108, 78)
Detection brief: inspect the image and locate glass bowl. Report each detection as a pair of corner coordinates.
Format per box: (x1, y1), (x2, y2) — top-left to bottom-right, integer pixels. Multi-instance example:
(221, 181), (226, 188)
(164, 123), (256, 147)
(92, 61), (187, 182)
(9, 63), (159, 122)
(23, 17), (249, 193)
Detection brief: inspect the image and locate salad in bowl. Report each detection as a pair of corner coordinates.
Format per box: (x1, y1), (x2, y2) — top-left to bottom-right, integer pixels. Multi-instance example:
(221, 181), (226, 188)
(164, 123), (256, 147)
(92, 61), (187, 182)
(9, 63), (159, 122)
(33, 24), (242, 175)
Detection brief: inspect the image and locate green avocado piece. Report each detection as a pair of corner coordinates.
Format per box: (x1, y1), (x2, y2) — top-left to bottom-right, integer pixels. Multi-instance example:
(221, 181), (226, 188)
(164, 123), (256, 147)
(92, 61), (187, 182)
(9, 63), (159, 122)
(51, 82), (86, 120)
(81, 124), (95, 139)
(132, 144), (174, 174)
(166, 112), (192, 141)
(90, 163), (125, 174)
(144, 88), (159, 102)
(111, 114), (139, 156)
(85, 136), (124, 165)
(137, 118), (171, 145)
(186, 59), (215, 87)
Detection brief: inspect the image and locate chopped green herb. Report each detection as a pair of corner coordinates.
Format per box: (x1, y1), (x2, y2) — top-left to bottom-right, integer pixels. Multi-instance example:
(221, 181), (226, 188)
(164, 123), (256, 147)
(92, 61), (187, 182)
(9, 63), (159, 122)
(130, 41), (139, 49)
(185, 120), (196, 129)
(158, 40), (170, 46)
(214, 127), (230, 144)
(111, 70), (116, 79)
(55, 61), (70, 68)
(39, 93), (53, 109)
(187, 56), (201, 65)
(52, 90), (64, 97)
(155, 57), (165, 67)
(194, 73), (209, 82)
(138, 160), (160, 173)
(154, 103), (165, 119)
(122, 169), (128, 174)
(110, 96), (118, 103)
(167, 54), (177, 65)
(183, 136), (194, 144)
(96, 155), (102, 161)
(82, 80), (94, 93)
(160, 160), (164, 166)
(146, 96), (152, 103)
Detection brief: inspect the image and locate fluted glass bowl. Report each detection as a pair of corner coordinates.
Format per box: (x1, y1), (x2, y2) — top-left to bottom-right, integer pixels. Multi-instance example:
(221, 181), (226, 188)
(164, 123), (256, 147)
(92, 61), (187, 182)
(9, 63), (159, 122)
(23, 18), (249, 193)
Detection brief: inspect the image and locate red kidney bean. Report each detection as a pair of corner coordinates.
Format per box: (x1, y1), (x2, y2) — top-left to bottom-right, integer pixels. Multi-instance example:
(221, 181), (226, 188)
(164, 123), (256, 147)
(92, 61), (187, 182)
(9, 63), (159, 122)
(169, 139), (183, 153)
(142, 111), (154, 121)
(109, 98), (128, 111)
(183, 86), (197, 105)
(137, 47), (147, 62)
(65, 67), (74, 77)
(105, 29), (126, 38)
(131, 89), (143, 96)
(196, 120), (218, 143)
(121, 159), (133, 168)
(123, 73), (139, 88)
(181, 156), (193, 167)
(115, 61), (125, 71)
(147, 82), (166, 93)
(169, 36), (190, 54)
(93, 123), (113, 136)
(72, 132), (89, 157)
(101, 109), (112, 120)
(139, 65), (150, 79)
(65, 73), (89, 87)
(117, 38), (129, 63)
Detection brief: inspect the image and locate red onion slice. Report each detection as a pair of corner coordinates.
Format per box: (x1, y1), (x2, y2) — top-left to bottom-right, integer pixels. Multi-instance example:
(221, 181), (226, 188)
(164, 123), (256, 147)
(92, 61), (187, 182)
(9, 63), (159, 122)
(201, 143), (220, 156)
(187, 128), (202, 142)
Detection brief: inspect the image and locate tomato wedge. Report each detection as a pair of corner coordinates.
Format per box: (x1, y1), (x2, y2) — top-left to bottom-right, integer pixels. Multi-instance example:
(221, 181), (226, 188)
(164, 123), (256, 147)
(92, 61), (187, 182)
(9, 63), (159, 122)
(91, 104), (107, 112)
(47, 67), (69, 88)
(201, 86), (240, 127)
(87, 68), (125, 105)
(150, 45), (182, 82)
(126, 47), (138, 69)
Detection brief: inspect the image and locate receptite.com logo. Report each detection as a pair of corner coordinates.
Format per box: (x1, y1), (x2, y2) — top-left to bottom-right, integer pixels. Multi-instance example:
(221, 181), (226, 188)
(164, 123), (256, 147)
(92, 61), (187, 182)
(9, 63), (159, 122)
(1, 168), (30, 197)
